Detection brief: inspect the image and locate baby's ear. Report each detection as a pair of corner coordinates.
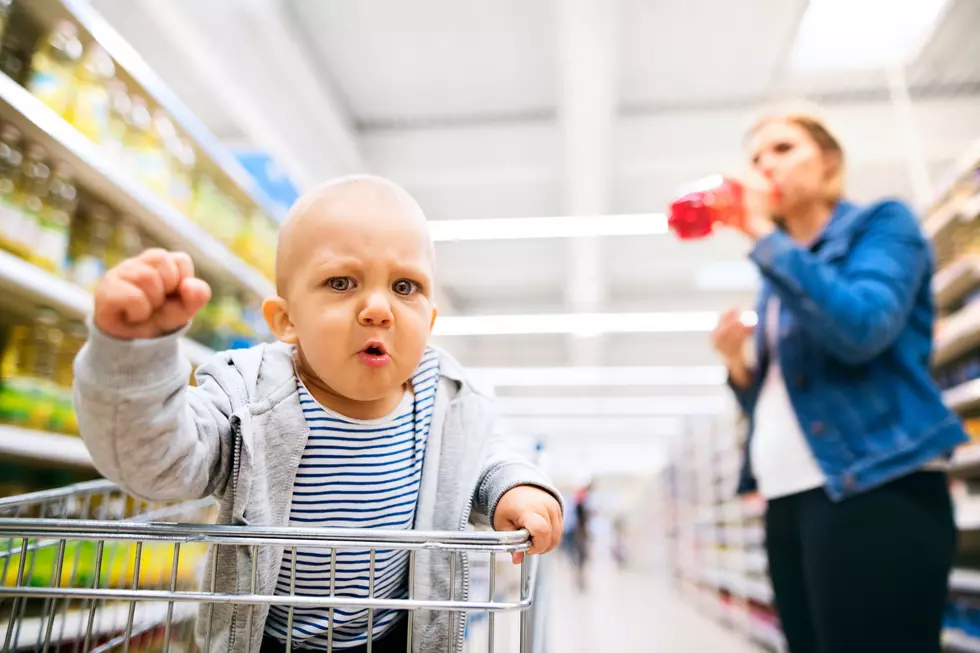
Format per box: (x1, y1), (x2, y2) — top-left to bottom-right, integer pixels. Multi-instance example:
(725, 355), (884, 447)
(262, 296), (299, 345)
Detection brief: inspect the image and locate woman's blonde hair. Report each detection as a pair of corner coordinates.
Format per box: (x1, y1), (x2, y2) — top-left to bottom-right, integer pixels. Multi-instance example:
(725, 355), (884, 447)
(747, 104), (846, 204)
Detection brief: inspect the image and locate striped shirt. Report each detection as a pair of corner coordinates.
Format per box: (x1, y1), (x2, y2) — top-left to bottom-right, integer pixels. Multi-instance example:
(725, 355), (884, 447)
(265, 349), (439, 649)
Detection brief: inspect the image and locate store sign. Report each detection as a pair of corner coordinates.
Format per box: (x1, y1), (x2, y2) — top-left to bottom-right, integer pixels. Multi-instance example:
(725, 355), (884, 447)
(233, 149), (299, 221)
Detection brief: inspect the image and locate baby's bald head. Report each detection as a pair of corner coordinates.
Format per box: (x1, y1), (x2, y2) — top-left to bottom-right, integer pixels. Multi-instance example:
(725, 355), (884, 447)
(274, 175), (435, 297)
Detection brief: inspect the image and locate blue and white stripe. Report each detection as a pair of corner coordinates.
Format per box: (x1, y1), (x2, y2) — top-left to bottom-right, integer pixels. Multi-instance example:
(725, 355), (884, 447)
(266, 349), (439, 649)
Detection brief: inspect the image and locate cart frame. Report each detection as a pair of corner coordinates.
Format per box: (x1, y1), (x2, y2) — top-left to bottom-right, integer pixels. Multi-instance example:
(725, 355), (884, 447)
(0, 480), (545, 653)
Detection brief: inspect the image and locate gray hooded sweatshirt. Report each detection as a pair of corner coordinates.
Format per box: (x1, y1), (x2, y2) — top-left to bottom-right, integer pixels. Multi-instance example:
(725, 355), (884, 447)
(72, 328), (560, 653)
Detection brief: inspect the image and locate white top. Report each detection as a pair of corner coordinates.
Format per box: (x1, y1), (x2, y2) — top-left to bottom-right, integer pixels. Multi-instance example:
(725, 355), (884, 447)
(749, 298), (827, 500)
(265, 348), (439, 649)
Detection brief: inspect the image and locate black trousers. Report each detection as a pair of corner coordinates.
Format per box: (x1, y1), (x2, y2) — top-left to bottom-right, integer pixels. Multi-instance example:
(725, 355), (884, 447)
(260, 614), (408, 653)
(765, 472), (957, 653)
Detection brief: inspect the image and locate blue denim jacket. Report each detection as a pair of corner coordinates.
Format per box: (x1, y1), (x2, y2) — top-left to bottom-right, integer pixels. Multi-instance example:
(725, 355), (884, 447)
(732, 198), (967, 501)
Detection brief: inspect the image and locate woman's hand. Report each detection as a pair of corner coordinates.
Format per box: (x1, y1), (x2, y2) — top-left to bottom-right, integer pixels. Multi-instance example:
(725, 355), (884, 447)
(712, 308), (754, 387)
(733, 170), (779, 241)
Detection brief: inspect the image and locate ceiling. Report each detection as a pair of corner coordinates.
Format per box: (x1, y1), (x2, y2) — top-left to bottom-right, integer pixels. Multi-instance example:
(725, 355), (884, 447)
(90, 0), (980, 481)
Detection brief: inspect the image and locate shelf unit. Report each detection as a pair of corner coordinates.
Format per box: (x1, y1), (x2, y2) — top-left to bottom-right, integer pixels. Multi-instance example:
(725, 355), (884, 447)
(0, 1), (281, 491)
(0, 424), (92, 468)
(0, 249), (214, 367)
(0, 71), (274, 299)
(24, 0), (284, 223)
(926, 136), (980, 651)
(665, 416), (786, 653)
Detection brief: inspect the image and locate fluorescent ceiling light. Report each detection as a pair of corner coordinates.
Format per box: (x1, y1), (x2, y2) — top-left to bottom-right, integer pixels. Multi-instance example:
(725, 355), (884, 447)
(468, 365), (728, 387)
(428, 213), (666, 242)
(495, 396), (729, 416)
(789, 0), (950, 71)
(432, 310), (758, 336)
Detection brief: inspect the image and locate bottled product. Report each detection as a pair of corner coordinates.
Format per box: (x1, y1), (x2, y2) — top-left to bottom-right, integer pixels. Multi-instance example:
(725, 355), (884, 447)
(0, 322), (32, 426)
(168, 137), (196, 213)
(27, 308), (63, 431)
(27, 20), (83, 118)
(49, 320), (84, 434)
(70, 203), (113, 291)
(106, 215), (142, 267)
(667, 175), (747, 240)
(0, 0), (12, 45)
(0, 123), (25, 256)
(17, 143), (51, 267)
(124, 94), (152, 176)
(104, 79), (132, 163)
(70, 43), (116, 143)
(35, 162), (76, 275)
(139, 108), (174, 197)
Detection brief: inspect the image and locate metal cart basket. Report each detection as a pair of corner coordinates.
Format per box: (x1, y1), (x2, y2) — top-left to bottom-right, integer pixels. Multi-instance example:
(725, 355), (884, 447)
(0, 480), (546, 653)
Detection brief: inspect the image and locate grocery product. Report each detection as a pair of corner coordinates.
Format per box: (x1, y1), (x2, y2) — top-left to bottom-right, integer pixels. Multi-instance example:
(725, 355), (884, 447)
(34, 162), (77, 275)
(104, 78), (132, 163)
(124, 94), (153, 176)
(106, 215), (144, 267)
(49, 320), (84, 434)
(0, 321), (33, 426)
(168, 137), (196, 214)
(0, 0), (12, 47)
(26, 19), (83, 118)
(138, 107), (174, 198)
(70, 43), (116, 143)
(0, 122), (25, 256)
(69, 202), (113, 291)
(26, 307), (62, 431)
(16, 143), (50, 268)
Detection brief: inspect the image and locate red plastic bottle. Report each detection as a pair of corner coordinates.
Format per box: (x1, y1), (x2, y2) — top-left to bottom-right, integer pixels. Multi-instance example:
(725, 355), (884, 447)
(667, 174), (746, 240)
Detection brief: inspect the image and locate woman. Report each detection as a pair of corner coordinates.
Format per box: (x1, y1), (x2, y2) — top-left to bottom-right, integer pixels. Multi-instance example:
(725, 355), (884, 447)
(712, 109), (967, 653)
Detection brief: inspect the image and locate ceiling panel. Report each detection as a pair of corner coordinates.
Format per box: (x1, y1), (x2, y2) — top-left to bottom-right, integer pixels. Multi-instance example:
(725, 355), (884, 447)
(619, 0), (808, 109)
(290, 0), (558, 124)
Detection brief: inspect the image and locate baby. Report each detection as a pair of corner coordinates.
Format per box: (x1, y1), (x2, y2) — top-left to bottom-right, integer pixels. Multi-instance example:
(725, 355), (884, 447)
(73, 175), (563, 653)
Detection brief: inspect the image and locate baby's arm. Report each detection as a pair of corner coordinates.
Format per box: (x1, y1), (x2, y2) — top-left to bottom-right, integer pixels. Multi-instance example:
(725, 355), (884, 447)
(475, 427), (564, 562)
(73, 249), (233, 501)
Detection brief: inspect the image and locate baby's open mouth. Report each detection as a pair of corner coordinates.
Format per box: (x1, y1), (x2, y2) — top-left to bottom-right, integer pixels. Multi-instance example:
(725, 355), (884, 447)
(364, 345), (385, 356)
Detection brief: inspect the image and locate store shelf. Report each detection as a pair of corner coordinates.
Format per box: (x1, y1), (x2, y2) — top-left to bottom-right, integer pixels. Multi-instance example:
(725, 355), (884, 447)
(936, 258), (980, 311)
(25, 0), (284, 223)
(950, 568), (980, 595)
(947, 380), (980, 415)
(945, 628), (980, 653)
(0, 71), (274, 300)
(3, 600), (197, 651)
(0, 249), (215, 367)
(0, 425), (93, 469)
(925, 193), (980, 241)
(935, 301), (980, 368)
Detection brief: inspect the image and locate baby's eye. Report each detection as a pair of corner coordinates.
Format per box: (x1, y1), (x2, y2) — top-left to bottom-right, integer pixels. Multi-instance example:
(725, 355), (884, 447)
(326, 277), (354, 292)
(392, 279), (419, 296)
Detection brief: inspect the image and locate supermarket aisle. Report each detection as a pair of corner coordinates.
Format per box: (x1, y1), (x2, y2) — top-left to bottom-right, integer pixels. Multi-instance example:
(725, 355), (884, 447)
(545, 554), (759, 653)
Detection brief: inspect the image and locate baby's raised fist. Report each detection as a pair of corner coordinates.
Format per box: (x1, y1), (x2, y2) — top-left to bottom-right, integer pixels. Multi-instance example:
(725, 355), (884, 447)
(93, 249), (211, 340)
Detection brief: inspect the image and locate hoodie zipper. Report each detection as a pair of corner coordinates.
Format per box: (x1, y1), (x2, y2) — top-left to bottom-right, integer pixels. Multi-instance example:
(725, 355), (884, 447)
(453, 488), (476, 653)
(227, 416), (244, 653)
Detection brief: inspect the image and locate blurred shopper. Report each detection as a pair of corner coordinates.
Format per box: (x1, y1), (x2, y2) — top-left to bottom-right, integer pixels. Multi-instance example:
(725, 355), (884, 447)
(567, 483), (592, 590)
(711, 107), (966, 653)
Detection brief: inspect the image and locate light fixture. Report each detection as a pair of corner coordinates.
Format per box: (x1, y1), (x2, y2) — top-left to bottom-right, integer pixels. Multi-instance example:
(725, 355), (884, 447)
(467, 365), (728, 387)
(788, 0), (950, 72)
(432, 310), (758, 336)
(428, 213), (666, 242)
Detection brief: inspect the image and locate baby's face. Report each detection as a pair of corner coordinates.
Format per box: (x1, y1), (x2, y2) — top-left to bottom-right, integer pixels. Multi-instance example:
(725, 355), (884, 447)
(269, 198), (436, 406)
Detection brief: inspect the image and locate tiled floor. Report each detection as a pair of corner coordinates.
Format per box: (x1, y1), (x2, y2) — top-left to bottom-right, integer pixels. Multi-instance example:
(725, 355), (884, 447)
(544, 555), (760, 653)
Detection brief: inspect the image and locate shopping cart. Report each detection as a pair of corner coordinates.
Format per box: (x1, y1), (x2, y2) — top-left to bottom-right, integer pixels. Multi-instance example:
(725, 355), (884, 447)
(0, 480), (546, 653)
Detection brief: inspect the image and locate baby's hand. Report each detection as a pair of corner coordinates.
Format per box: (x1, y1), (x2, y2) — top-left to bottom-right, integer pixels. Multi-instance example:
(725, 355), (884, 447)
(493, 486), (563, 564)
(94, 249), (212, 340)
